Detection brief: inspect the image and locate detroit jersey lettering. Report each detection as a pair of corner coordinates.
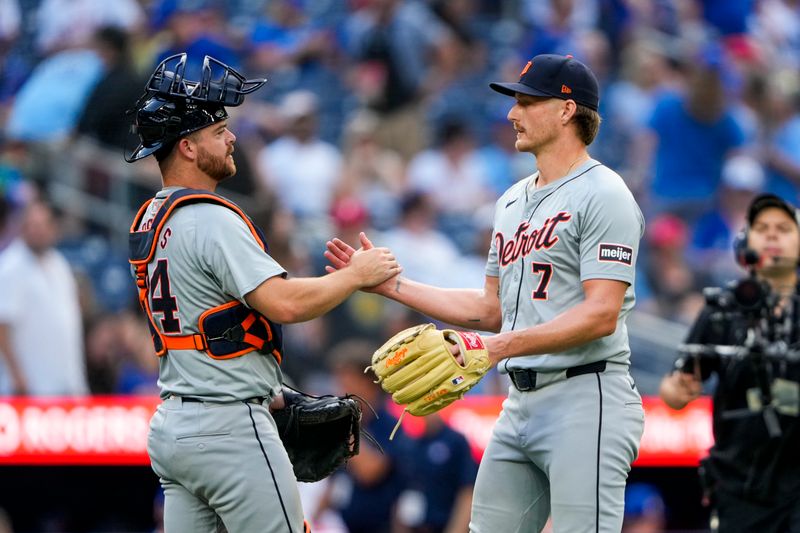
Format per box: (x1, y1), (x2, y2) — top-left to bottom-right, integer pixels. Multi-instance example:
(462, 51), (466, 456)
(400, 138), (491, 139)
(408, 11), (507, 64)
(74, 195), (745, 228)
(495, 212), (572, 267)
(486, 159), (645, 372)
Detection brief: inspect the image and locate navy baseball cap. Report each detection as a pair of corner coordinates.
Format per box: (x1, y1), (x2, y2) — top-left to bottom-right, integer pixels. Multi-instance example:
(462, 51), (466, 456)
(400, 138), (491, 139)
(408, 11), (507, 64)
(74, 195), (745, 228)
(747, 193), (800, 227)
(490, 54), (600, 111)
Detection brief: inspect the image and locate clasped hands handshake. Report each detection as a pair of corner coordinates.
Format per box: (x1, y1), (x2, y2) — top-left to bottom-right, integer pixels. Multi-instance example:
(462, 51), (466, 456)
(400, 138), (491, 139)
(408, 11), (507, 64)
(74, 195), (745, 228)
(323, 231), (461, 359)
(324, 232), (491, 420)
(324, 231), (398, 294)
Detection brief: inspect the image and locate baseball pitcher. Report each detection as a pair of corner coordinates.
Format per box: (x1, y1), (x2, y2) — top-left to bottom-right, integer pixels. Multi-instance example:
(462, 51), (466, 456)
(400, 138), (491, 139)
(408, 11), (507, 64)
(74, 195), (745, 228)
(327, 54), (645, 533)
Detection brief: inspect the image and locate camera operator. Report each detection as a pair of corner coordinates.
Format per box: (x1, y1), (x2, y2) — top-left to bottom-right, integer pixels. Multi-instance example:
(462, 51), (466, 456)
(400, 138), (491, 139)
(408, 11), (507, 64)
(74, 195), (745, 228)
(659, 193), (800, 532)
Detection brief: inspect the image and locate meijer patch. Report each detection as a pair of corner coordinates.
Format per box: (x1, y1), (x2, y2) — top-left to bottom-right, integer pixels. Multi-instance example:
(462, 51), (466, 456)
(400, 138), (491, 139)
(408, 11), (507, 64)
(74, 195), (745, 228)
(597, 243), (633, 265)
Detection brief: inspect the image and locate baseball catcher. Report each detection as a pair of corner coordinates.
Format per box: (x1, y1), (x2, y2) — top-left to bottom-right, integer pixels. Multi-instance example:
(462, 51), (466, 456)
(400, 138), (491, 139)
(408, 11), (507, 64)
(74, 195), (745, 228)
(126, 52), (399, 532)
(369, 323), (490, 433)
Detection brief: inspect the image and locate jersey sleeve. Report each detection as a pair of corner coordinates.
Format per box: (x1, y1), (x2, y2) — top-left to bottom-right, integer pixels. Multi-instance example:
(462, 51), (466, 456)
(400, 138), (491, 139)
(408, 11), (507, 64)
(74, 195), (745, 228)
(578, 179), (644, 284)
(195, 205), (287, 301)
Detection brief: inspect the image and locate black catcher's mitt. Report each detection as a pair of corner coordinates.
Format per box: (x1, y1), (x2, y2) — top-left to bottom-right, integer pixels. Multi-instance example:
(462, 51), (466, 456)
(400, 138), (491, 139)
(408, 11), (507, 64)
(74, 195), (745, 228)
(272, 387), (362, 482)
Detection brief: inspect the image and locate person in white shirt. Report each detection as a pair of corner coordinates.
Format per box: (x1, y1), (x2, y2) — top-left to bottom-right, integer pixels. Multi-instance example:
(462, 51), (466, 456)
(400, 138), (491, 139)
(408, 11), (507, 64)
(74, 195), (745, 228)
(0, 200), (87, 396)
(380, 191), (463, 288)
(257, 90), (342, 222)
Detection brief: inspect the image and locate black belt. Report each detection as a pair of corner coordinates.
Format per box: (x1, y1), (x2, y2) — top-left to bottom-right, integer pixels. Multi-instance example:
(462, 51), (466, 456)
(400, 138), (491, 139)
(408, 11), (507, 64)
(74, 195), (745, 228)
(175, 396), (268, 405)
(508, 360), (607, 392)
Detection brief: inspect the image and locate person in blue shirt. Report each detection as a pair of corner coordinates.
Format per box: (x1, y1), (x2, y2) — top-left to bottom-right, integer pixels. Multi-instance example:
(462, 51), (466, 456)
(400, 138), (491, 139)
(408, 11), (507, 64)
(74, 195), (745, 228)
(642, 47), (746, 222)
(395, 413), (477, 533)
(691, 154), (764, 285)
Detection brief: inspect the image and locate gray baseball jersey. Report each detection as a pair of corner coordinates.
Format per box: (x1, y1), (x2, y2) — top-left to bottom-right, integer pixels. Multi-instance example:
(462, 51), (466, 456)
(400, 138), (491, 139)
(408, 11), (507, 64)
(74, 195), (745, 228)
(470, 160), (646, 533)
(136, 186), (286, 401)
(486, 160), (644, 372)
(136, 187), (308, 533)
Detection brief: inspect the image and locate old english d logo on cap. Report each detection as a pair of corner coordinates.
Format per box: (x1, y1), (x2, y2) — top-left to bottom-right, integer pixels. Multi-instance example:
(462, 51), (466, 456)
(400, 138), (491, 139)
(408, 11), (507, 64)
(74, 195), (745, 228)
(489, 54), (600, 111)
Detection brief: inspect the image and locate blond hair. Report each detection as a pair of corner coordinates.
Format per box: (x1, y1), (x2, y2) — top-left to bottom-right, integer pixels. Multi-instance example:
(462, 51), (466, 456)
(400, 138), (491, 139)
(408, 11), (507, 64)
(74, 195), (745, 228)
(572, 105), (601, 146)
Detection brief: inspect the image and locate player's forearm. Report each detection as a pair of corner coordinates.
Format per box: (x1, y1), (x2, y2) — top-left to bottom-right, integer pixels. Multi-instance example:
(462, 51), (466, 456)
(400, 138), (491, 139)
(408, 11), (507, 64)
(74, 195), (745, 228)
(248, 270), (363, 323)
(379, 277), (502, 332)
(484, 299), (617, 364)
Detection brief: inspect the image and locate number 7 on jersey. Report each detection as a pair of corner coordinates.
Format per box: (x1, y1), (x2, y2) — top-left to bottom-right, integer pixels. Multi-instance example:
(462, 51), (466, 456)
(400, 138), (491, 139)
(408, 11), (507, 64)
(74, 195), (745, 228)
(531, 262), (553, 300)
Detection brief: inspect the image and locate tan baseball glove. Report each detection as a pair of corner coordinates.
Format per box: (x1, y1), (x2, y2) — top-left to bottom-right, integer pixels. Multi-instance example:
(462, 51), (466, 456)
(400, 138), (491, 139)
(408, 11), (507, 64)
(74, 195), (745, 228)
(369, 323), (491, 420)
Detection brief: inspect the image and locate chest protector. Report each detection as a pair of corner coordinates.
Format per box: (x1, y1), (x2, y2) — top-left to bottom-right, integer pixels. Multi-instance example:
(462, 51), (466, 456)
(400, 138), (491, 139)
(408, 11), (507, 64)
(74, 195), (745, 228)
(129, 189), (283, 362)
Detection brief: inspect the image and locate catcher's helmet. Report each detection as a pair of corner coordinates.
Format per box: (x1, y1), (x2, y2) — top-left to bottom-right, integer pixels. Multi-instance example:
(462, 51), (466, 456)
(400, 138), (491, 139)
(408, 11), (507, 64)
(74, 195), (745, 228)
(126, 53), (266, 162)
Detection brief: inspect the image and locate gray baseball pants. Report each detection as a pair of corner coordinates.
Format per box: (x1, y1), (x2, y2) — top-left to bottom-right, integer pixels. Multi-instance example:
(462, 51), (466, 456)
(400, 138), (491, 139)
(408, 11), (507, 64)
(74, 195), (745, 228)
(469, 364), (645, 533)
(147, 396), (307, 533)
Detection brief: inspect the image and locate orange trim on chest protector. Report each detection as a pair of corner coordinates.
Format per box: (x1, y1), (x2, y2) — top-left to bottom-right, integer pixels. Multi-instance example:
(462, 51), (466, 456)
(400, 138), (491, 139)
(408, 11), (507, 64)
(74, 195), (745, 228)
(129, 190), (282, 362)
(130, 192), (266, 266)
(161, 333), (208, 351)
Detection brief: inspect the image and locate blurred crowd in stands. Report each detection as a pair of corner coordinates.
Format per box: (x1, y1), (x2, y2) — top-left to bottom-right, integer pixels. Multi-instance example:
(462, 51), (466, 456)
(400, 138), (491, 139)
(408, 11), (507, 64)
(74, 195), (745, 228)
(2, 0), (800, 530)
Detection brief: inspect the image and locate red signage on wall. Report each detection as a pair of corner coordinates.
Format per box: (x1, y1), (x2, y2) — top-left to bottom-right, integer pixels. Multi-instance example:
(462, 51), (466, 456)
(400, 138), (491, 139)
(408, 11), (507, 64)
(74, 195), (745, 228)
(634, 396), (714, 466)
(0, 395), (713, 467)
(0, 396), (159, 465)
(390, 395), (714, 466)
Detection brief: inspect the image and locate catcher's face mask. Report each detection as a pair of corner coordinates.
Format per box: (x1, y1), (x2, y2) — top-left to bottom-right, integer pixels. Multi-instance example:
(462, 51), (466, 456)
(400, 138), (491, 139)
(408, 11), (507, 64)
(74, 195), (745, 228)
(126, 53), (266, 162)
